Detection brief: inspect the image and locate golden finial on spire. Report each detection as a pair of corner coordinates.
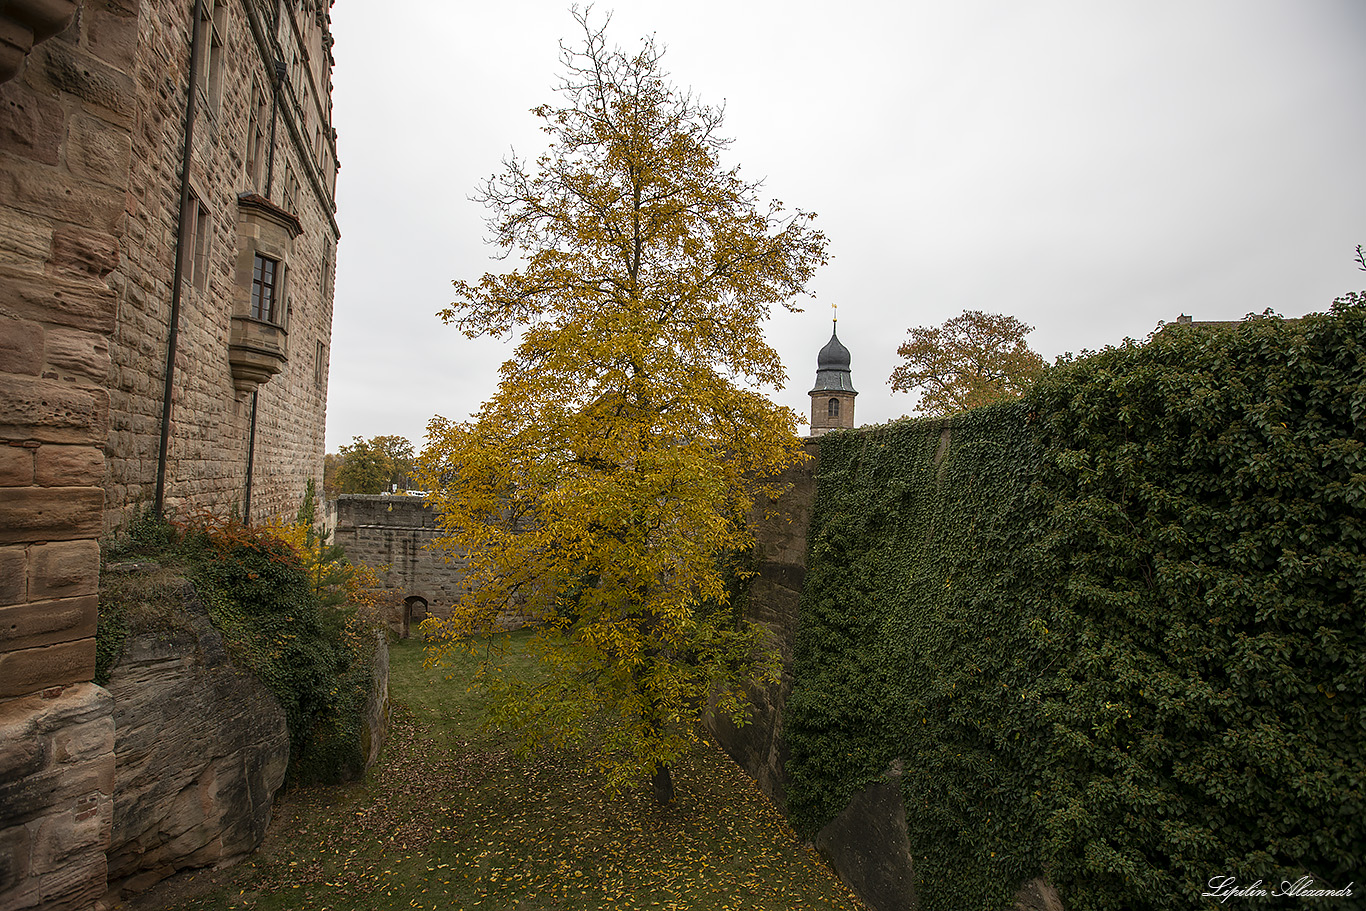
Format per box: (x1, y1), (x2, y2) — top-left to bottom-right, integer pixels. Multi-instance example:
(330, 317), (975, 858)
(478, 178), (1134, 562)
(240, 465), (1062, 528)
(832, 301), (838, 325)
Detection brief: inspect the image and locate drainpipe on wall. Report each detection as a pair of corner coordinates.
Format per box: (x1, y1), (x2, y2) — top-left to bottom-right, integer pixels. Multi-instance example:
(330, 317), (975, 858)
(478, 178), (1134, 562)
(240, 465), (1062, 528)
(243, 390), (258, 521)
(154, 0), (206, 518)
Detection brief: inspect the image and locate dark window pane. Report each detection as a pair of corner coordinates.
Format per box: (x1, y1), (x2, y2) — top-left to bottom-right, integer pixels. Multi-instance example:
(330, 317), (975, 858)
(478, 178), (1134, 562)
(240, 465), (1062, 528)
(251, 253), (278, 322)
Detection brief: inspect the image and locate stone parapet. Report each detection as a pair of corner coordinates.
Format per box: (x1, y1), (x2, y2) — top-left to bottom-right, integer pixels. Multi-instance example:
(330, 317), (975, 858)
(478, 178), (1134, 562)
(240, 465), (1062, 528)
(333, 495), (469, 624)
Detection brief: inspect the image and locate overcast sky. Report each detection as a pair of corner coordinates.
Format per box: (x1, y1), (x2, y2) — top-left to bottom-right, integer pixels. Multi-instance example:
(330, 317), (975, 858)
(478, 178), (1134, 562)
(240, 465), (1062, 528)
(323, 0), (1366, 453)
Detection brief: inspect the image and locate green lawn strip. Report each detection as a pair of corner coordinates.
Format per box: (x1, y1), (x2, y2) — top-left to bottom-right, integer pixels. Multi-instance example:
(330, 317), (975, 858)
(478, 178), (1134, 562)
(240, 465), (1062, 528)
(144, 635), (861, 911)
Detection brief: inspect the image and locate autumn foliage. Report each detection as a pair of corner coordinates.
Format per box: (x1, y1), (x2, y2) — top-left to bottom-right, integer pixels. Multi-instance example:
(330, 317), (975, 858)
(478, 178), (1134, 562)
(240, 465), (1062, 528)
(890, 309), (1046, 415)
(421, 10), (826, 801)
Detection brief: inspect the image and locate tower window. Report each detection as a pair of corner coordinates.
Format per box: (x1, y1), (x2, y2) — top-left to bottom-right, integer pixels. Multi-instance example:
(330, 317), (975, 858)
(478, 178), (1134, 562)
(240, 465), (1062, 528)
(251, 253), (279, 321)
(828, 398), (840, 418)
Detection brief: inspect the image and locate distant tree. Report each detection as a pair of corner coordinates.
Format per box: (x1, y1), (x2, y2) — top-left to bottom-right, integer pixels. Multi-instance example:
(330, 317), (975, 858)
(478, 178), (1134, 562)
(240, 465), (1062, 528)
(322, 452), (343, 499)
(334, 435), (415, 494)
(1355, 244), (1365, 272)
(420, 9), (824, 805)
(889, 310), (1046, 415)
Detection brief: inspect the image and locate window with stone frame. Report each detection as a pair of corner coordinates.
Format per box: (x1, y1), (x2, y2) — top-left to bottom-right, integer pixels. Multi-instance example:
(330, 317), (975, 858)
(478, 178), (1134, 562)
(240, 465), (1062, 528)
(314, 339), (325, 388)
(283, 164), (299, 214)
(250, 253), (280, 322)
(828, 397), (841, 419)
(245, 82), (267, 192)
(181, 192), (211, 293)
(230, 195), (299, 393)
(197, 0), (227, 116)
(321, 236), (334, 299)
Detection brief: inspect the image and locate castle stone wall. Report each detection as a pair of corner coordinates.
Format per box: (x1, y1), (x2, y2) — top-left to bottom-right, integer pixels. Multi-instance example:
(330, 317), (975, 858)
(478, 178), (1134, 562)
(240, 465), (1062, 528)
(105, 0), (339, 528)
(0, 5), (126, 906)
(333, 494), (467, 618)
(1, 1), (341, 906)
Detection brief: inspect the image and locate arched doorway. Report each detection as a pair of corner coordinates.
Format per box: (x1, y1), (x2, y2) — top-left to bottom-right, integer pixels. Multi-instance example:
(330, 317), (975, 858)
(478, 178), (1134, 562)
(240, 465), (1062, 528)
(402, 596), (428, 639)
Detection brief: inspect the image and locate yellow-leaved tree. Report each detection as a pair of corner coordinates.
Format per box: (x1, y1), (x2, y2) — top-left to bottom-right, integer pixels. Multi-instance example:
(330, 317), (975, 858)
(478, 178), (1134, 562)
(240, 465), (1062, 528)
(420, 9), (827, 804)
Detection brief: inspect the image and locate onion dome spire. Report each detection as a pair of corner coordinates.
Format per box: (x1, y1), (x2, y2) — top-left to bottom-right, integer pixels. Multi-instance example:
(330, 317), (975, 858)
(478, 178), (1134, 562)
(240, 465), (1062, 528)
(810, 305), (856, 395)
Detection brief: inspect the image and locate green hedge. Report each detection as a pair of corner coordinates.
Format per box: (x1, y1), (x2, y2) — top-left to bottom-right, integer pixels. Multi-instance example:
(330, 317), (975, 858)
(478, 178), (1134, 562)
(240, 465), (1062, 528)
(784, 297), (1365, 910)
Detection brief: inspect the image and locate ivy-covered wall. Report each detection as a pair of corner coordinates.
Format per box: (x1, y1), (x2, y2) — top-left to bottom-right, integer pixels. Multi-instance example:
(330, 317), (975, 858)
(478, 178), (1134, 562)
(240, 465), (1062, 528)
(784, 298), (1364, 911)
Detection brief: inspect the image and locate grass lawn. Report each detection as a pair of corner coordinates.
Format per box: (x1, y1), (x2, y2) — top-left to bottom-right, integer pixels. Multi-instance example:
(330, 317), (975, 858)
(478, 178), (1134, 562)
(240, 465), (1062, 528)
(124, 633), (864, 911)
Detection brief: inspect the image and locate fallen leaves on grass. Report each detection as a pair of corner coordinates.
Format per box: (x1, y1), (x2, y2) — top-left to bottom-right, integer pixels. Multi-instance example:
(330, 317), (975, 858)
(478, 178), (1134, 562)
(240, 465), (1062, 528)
(141, 639), (864, 911)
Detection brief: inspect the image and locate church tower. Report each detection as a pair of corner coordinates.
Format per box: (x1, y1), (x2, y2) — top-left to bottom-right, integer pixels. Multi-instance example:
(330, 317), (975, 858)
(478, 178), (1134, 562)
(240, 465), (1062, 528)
(809, 314), (857, 437)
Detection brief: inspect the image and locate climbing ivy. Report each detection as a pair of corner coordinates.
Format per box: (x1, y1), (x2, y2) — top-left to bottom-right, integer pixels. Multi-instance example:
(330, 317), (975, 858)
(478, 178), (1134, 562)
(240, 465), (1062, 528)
(187, 520), (384, 785)
(99, 513), (385, 785)
(785, 296), (1365, 911)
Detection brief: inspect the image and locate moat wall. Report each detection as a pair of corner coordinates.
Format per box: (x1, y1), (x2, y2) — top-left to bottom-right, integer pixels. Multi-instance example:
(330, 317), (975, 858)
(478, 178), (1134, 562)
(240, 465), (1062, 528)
(331, 494), (465, 633)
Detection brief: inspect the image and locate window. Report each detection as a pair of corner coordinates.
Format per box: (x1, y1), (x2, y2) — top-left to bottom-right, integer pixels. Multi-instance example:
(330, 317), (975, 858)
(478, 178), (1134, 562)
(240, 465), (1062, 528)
(230, 195), (299, 391)
(828, 398), (840, 419)
(197, 1), (227, 115)
(321, 236), (334, 299)
(181, 193), (211, 292)
(313, 340), (325, 388)
(251, 253), (279, 321)
(191, 199), (211, 291)
(283, 163), (299, 214)
(245, 84), (267, 191)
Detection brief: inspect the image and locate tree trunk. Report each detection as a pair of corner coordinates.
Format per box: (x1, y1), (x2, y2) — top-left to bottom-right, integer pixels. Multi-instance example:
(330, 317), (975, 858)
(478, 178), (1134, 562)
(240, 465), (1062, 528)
(651, 761), (675, 805)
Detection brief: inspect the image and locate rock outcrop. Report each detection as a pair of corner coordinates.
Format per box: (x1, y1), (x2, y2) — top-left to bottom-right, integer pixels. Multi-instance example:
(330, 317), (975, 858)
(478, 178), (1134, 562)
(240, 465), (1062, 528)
(362, 630), (390, 770)
(0, 682), (114, 911)
(101, 580), (288, 898)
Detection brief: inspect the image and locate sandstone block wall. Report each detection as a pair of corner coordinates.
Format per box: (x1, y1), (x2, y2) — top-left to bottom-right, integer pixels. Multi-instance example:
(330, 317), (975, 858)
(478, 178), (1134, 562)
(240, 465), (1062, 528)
(0, 6), (125, 907)
(105, 0), (339, 528)
(0, 0), (130, 703)
(333, 494), (469, 618)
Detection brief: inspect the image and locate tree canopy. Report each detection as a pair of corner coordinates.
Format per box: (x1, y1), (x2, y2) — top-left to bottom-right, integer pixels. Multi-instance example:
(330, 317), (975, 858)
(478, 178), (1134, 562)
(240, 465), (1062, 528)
(421, 9), (826, 803)
(889, 310), (1046, 415)
(331, 435), (416, 495)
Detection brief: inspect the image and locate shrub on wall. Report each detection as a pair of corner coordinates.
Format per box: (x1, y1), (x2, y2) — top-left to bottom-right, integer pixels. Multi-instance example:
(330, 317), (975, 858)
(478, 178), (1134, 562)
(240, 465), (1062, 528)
(100, 511), (387, 785)
(785, 297), (1365, 911)
(189, 519), (390, 785)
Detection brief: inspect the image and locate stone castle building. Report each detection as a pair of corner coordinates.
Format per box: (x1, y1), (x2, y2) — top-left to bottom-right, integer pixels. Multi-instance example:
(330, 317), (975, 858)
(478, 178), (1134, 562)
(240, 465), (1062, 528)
(808, 321), (857, 436)
(0, 1), (339, 907)
(107, 0), (340, 525)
